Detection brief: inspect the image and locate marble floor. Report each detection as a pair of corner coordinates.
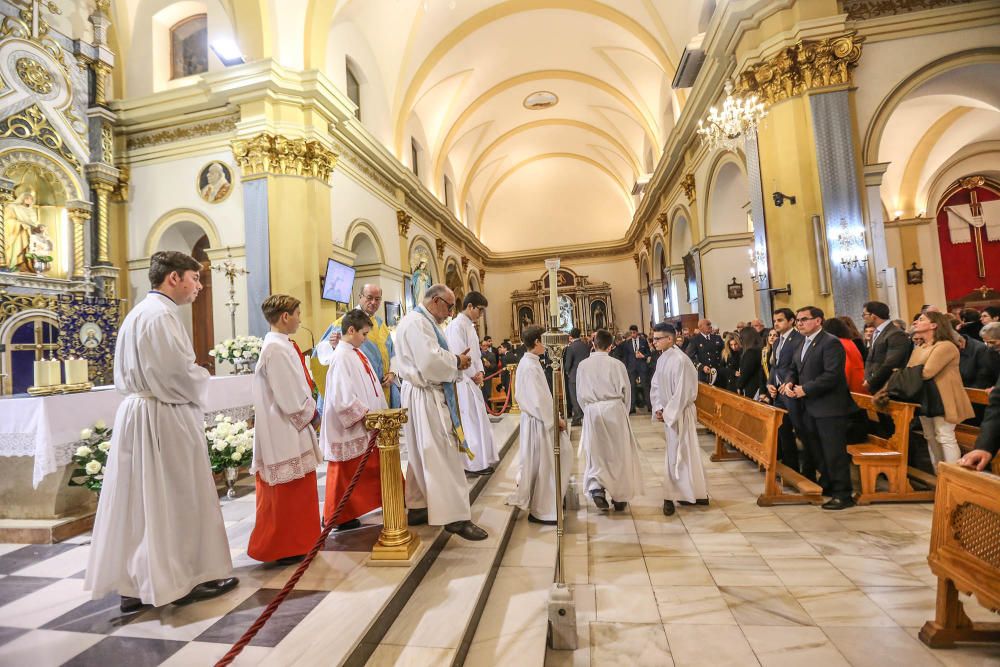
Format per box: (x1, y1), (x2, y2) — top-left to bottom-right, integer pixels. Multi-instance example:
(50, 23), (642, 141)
(543, 413), (1000, 667)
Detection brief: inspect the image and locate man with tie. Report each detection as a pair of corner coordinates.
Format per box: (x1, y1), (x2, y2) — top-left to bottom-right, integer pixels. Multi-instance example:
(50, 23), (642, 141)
(687, 318), (724, 384)
(861, 300), (912, 437)
(766, 308), (806, 473)
(623, 325), (651, 414)
(782, 306), (858, 510)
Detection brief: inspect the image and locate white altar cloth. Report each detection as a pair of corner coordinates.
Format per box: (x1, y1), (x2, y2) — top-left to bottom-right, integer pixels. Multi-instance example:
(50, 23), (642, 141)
(0, 375), (253, 488)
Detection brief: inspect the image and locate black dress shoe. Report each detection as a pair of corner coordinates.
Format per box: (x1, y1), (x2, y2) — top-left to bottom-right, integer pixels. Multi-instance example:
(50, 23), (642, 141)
(174, 577), (239, 605)
(679, 498), (709, 506)
(821, 497), (856, 511)
(408, 508), (428, 525)
(527, 514), (557, 525)
(592, 490), (610, 511)
(662, 500), (676, 516)
(119, 595), (146, 613)
(445, 520), (489, 540)
(613, 501), (627, 511)
(336, 519), (362, 531)
(275, 554), (306, 566)
(469, 466), (495, 476)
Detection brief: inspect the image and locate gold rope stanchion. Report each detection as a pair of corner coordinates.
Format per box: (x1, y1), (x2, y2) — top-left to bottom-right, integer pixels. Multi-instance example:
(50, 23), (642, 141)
(508, 362), (521, 415)
(365, 408), (421, 563)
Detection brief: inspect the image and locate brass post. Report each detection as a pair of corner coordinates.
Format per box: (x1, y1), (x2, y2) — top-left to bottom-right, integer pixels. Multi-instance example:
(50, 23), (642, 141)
(364, 408), (421, 562)
(508, 362), (521, 414)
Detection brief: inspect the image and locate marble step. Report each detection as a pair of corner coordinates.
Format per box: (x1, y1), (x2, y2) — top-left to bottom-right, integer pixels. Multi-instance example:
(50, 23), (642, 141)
(362, 424), (540, 667)
(257, 415), (520, 667)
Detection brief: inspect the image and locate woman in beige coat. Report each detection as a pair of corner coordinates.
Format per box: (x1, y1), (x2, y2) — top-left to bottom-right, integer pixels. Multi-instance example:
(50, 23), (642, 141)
(907, 312), (974, 466)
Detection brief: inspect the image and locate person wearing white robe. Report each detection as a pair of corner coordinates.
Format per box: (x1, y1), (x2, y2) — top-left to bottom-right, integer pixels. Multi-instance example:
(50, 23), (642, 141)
(507, 325), (572, 524)
(396, 285), (488, 541)
(577, 329), (643, 511)
(85, 251), (236, 612)
(445, 291), (499, 476)
(649, 323), (709, 516)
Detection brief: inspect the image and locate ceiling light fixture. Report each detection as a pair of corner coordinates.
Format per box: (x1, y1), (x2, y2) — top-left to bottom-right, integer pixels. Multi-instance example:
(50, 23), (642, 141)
(696, 81), (766, 151)
(523, 91), (558, 110)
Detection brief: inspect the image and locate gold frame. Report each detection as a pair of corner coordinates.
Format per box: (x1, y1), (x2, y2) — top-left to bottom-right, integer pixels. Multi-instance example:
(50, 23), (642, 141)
(168, 13), (209, 81)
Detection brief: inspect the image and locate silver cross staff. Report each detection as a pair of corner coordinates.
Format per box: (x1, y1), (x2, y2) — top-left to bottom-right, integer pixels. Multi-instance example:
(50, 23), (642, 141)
(211, 248), (249, 340)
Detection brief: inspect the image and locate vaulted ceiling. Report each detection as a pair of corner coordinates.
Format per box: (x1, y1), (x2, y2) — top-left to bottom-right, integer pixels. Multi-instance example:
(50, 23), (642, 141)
(325, 0), (706, 253)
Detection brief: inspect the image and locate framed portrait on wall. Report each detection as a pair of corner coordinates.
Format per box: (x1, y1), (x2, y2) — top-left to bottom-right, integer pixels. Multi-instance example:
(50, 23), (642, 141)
(384, 301), (401, 327)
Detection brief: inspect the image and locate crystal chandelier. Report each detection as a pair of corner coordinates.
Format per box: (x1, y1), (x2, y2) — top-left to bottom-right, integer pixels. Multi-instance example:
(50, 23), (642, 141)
(697, 81), (767, 151)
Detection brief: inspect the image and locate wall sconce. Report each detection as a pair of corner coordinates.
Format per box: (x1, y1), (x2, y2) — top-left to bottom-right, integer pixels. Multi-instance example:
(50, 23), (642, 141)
(772, 192), (796, 207)
(906, 262), (924, 285)
(833, 218), (868, 271)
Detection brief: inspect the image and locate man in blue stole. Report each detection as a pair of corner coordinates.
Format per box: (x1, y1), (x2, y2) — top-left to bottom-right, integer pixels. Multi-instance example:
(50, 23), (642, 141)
(314, 284), (400, 409)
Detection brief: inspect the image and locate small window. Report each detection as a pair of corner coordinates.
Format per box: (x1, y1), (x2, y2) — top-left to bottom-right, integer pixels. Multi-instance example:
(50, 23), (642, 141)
(411, 138), (420, 177)
(170, 15), (208, 80)
(346, 64), (361, 120)
(443, 176), (454, 210)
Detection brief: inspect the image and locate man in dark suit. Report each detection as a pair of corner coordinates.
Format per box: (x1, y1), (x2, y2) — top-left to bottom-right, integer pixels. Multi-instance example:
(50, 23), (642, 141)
(861, 300), (911, 393)
(687, 318), (724, 383)
(960, 322), (1000, 470)
(563, 328), (591, 426)
(766, 308), (806, 473)
(782, 306), (857, 510)
(622, 324), (651, 414)
(480, 340), (498, 406)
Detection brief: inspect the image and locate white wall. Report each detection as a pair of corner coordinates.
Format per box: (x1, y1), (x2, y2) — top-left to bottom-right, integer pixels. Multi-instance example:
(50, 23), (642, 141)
(700, 244), (757, 330)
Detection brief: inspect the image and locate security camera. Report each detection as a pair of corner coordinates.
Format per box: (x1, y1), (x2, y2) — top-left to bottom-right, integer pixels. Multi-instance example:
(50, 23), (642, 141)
(772, 192), (796, 207)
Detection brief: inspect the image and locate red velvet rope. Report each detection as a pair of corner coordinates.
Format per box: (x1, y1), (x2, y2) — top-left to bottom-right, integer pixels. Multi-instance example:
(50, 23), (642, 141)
(214, 430), (380, 667)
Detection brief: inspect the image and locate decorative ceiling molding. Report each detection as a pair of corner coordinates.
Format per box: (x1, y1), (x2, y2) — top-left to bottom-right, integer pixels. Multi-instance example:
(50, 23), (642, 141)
(840, 0), (975, 21)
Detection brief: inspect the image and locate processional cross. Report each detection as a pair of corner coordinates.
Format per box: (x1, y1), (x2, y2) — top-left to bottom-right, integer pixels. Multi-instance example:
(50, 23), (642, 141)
(947, 175), (998, 279)
(211, 248), (249, 339)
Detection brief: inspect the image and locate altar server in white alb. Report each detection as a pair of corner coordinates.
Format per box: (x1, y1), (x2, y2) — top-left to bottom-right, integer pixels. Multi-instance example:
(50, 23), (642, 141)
(576, 328), (643, 512)
(507, 325), (572, 525)
(445, 290), (499, 477)
(247, 294), (322, 565)
(395, 284), (488, 541)
(649, 322), (708, 517)
(85, 251), (236, 613)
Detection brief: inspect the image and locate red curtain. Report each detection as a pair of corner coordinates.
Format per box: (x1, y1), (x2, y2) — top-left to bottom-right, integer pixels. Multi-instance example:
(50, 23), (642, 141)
(935, 186), (1000, 302)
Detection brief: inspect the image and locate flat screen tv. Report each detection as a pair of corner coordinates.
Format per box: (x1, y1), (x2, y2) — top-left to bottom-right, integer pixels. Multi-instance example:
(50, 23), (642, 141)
(321, 258), (356, 303)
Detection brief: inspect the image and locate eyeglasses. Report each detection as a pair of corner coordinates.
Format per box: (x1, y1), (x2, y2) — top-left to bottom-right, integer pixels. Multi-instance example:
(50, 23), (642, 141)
(435, 296), (455, 311)
(795, 316), (817, 323)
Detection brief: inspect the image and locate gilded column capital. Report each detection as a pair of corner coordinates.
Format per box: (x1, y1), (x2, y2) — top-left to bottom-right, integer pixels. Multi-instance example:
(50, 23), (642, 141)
(460, 256), (469, 271)
(642, 238), (651, 254)
(435, 238), (446, 259)
(396, 209), (412, 236)
(231, 133), (339, 182)
(478, 267), (486, 283)
(656, 211), (669, 235)
(632, 253), (640, 267)
(735, 33), (864, 106)
(681, 174), (696, 204)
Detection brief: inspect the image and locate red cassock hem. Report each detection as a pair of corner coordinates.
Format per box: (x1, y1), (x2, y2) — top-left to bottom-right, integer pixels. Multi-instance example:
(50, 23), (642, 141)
(323, 453), (384, 525)
(247, 470), (321, 563)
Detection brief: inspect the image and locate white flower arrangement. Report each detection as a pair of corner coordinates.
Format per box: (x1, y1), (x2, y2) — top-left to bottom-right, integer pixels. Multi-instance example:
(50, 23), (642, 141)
(205, 415), (254, 473)
(208, 336), (264, 373)
(69, 421), (113, 493)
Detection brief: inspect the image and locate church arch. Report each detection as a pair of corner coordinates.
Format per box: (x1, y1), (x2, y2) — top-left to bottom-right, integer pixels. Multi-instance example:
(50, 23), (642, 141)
(669, 206), (693, 265)
(704, 154), (749, 238)
(344, 219), (385, 265)
(144, 208), (221, 257)
(407, 235), (438, 282)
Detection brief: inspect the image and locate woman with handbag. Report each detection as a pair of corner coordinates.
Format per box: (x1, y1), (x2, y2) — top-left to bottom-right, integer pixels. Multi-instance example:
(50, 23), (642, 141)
(907, 312), (974, 466)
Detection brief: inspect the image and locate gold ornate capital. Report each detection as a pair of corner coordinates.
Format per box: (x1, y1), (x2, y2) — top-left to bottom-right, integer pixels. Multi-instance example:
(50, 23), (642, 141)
(656, 211), (669, 235)
(959, 175), (985, 190)
(231, 133), (338, 182)
(460, 255), (469, 271)
(642, 238), (651, 254)
(478, 267), (486, 283)
(435, 238), (446, 259)
(735, 33), (864, 106)
(632, 252), (640, 267)
(681, 173), (696, 204)
(396, 209), (412, 237)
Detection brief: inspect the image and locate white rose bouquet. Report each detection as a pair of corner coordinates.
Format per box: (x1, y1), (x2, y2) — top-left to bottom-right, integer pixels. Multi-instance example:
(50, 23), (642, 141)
(208, 336), (264, 374)
(68, 419), (112, 493)
(206, 414), (255, 473)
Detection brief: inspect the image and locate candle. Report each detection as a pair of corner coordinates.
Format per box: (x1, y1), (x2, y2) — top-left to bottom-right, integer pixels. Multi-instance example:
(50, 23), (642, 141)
(545, 258), (560, 320)
(47, 359), (63, 386)
(33, 360), (46, 387)
(65, 359), (88, 385)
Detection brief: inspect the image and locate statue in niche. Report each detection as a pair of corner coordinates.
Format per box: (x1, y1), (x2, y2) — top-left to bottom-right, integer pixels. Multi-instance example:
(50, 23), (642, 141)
(5, 189), (51, 273)
(410, 255), (433, 305)
(558, 295), (574, 332)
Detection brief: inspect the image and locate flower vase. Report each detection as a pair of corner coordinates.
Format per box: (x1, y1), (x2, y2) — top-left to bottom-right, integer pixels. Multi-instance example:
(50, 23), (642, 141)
(233, 358), (254, 375)
(224, 466), (239, 499)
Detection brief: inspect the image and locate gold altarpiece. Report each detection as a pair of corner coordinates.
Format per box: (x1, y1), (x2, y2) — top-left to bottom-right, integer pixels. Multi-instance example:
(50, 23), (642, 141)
(0, 0), (124, 395)
(510, 267), (615, 341)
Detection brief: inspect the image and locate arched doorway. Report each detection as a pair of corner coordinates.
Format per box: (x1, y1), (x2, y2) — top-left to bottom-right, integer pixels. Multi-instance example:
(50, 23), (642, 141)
(704, 159), (756, 328)
(192, 235), (215, 372)
(0, 312), (59, 396)
(445, 259), (465, 310)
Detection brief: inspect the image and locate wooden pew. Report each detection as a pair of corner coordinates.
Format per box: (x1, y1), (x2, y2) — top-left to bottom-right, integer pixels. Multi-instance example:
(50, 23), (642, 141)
(919, 463), (1000, 648)
(696, 383), (823, 506)
(847, 392), (934, 505)
(955, 388), (1000, 476)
